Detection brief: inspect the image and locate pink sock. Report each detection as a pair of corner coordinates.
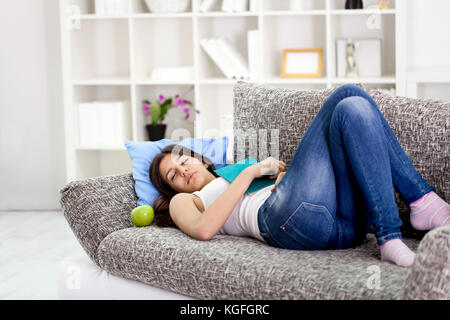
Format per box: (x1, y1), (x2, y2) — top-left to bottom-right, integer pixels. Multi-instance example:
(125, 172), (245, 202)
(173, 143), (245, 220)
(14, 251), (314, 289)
(410, 191), (450, 231)
(380, 239), (415, 267)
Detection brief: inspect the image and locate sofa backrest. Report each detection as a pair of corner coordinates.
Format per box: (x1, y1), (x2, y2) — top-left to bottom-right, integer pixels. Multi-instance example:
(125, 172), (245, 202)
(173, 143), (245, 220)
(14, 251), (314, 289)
(232, 81), (449, 239)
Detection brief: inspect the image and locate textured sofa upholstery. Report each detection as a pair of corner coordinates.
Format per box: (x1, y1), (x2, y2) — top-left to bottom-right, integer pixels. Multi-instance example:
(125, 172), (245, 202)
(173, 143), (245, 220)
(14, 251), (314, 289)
(60, 82), (450, 300)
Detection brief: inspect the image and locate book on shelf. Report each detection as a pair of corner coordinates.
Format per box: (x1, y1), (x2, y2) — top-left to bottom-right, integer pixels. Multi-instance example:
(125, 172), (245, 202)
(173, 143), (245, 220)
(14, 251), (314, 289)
(200, 39), (235, 79)
(200, 38), (250, 79)
(98, 102), (115, 146)
(95, 0), (128, 16)
(114, 101), (130, 145)
(214, 38), (250, 79)
(247, 29), (261, 80)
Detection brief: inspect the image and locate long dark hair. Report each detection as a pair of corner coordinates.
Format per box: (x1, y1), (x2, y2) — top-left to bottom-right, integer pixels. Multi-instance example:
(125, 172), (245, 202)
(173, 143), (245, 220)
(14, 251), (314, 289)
(149, 144), (219, 228)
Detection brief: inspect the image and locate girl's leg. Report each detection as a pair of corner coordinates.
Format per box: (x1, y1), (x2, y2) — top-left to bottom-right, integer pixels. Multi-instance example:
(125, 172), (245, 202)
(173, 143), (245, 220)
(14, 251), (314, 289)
(329, 95), (415, 266)
(327, 85), (449, 232)
(330, 86), (436, 205)
(258, 84), (374, 251)
(329, 95), (403, 245)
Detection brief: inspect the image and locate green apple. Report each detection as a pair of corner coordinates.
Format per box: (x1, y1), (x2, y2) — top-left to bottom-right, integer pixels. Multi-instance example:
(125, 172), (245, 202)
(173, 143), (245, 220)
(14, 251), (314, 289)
(130, 205), (154, 227)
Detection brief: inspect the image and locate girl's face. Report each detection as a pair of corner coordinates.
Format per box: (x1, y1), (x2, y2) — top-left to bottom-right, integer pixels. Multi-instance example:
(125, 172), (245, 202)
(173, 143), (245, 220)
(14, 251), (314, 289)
(159, 153), (215, 193)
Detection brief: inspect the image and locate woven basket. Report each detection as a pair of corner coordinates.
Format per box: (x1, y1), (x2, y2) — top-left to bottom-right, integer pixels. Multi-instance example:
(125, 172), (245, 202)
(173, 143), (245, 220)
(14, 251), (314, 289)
(144, 0), (190, 13)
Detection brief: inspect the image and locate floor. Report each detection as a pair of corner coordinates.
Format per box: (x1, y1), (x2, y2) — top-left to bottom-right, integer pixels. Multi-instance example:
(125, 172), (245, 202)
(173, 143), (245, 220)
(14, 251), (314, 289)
(0, 210), (87, 299)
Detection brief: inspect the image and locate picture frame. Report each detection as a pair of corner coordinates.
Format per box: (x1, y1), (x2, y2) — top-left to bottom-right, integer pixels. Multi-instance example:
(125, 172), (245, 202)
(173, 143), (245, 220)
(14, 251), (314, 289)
(281, 48), (323, 78)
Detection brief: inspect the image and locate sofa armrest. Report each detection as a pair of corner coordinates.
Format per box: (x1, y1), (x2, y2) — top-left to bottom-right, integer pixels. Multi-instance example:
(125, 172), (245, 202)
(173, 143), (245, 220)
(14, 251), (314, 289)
(59, 173), (137, 266)
(403, 225), (450, 299)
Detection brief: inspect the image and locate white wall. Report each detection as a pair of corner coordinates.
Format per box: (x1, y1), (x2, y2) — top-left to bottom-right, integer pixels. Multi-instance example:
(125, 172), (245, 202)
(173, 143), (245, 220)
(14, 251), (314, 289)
(407, 0), (450, 101)
(407, 0), (450, 69)
(0, 0), (66, 210)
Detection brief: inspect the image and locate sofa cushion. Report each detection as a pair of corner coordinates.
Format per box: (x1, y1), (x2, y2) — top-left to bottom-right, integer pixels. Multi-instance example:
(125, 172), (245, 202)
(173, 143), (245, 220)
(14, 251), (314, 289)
(232, 82), (450, 239)
(97, 226), (419, 300)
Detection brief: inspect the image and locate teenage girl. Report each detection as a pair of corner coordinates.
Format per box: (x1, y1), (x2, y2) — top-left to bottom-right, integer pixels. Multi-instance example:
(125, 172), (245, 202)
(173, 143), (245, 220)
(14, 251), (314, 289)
(149, 84), (450, 268)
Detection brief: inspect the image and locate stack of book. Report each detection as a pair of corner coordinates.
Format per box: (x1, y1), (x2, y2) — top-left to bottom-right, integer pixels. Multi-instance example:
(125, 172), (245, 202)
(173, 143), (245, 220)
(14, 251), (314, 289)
(200, 30), (261, 80)
(95, 0), (128, 16)
(78, 101), (131, 148)
(200, 0), (259, 12)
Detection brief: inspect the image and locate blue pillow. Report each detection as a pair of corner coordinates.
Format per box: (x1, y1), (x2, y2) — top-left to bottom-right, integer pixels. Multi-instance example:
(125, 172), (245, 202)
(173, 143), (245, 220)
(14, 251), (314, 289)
(124, 137), (229, 207)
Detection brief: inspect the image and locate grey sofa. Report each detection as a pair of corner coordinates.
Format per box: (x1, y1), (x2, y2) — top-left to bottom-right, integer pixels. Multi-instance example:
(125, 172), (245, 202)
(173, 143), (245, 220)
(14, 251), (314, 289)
(60, 81), (450, 300)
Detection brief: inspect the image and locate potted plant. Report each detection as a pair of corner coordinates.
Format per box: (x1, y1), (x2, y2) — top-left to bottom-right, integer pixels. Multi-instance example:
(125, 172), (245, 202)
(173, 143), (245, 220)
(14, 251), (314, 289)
(142, 88), (199, 141)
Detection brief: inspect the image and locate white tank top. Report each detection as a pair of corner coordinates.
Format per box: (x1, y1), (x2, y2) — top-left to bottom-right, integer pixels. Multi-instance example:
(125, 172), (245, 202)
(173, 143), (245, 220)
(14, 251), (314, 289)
(192, 177), (273, 243)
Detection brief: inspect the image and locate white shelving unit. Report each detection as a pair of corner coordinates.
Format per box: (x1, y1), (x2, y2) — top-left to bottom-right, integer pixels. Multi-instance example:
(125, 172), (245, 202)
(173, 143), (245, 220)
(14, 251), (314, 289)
(60, 0), (407, 182)
(406, 67), (450, 99)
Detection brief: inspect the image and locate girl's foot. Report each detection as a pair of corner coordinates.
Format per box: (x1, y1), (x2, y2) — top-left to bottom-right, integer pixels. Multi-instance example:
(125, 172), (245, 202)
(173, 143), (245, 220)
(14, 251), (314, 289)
(410, 191), (450, 231)
(380, 238), (415, 267)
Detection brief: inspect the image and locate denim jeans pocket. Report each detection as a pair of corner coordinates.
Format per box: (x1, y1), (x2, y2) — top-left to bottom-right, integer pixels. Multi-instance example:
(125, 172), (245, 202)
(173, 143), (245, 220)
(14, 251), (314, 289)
(280, 202), (334, 250)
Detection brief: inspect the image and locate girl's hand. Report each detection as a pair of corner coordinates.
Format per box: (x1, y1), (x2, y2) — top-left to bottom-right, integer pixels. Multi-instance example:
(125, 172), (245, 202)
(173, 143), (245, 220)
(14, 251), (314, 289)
(270, 171), (286, 192)
(249, 157), (286, 179)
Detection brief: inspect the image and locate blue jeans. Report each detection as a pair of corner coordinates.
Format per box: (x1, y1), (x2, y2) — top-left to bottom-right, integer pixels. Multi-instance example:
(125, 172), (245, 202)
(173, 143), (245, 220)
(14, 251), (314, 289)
(257, 84), (436, 250)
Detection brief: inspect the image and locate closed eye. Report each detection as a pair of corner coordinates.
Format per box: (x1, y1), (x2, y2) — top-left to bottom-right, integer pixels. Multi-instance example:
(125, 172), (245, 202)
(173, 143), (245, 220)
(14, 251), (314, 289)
(171, 158), (188, 181)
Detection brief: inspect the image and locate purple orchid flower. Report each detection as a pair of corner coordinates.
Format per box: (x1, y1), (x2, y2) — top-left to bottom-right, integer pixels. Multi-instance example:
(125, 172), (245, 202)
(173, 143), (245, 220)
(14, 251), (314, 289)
(159, 94), (165, 103)
(183, 107), (190, 120)
(174, 99), (193, 107)
(143, 104), (150, 116)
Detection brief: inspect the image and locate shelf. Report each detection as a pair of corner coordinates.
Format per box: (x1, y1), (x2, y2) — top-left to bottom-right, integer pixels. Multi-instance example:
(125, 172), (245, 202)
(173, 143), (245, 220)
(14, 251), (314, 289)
(197, 16), (258, 79)
(135, 85), (196, 141)
(262, 0), (326, 11)
(132, 13), (193, 19)
(76, 145), (127, 151)
(133, 18), (193, 80)
(72, 77), (131, 85)
(267, 77), (328, 84)
(75, 10), (397, 19)
(407, 67), (450, 83)
(197, 12), (259, 17)
(199, 78), (242, 85)
(331, 76), (397, 84)
(135, 79), (195, 85)
(263, 10), (327, 16)
(78, 14), (128, 20)
(329, 9), (396, 15)
(71, 18), (130, 80)
(263, 14), (327, 79)
(61, 0), (405, 182)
